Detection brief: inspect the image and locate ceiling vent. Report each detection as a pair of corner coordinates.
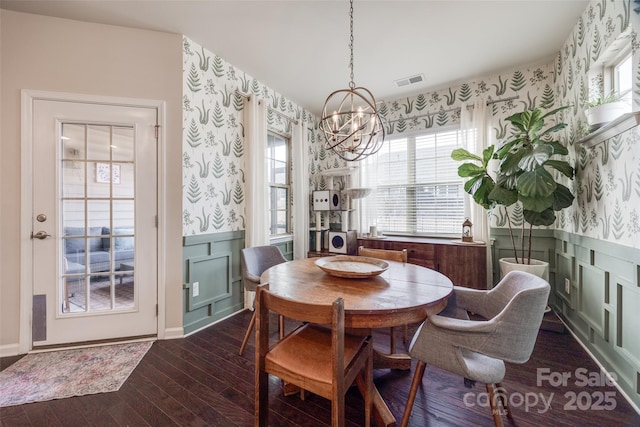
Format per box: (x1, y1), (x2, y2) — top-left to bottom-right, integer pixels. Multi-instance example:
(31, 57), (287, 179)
(394, 74), (425, 88)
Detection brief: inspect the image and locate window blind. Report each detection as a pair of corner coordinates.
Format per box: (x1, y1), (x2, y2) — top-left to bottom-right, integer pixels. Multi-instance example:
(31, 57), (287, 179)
(369, 129), (465, 236)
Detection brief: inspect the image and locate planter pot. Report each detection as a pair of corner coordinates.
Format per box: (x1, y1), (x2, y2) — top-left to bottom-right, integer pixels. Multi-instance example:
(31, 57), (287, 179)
(499, 257), (549, 282)
(584, 102), (630, 132)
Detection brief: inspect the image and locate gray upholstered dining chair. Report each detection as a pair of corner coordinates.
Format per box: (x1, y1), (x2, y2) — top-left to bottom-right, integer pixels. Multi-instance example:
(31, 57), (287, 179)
(400, 270), (550, 427)
(238, 245), (287, 355)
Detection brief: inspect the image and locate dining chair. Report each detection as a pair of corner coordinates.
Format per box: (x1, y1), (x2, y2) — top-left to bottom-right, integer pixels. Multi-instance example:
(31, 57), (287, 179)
(357, 246), (409, 353)
(400, 270), (550, 427)
(255, 284), (373, 427)
(239, 245), (287, 355)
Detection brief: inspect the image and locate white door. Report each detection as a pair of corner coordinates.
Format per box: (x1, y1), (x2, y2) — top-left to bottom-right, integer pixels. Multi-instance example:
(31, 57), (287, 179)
(31, 99), (158, 347)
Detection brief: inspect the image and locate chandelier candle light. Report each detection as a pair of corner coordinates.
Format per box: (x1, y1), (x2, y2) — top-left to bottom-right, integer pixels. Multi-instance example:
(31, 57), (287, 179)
(319, 0), (385, 161)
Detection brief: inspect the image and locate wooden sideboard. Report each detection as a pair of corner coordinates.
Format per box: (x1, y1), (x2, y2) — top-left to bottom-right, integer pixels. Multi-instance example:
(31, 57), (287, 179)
(357, 236), (487, 290)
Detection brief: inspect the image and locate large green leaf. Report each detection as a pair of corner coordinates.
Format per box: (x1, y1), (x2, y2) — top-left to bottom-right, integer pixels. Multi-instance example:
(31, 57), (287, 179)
(538, 123), (567, 139)
(519, 192), (554, 212)
(458, 163), (485, 177)
(540, 105), (571, 121)
(464, 175), (494, 209)
(496, 172), (517, 190)
(518, 145), (552, 171)
(451, 148), (481, 162)
(544, 160), (574, 179)
(516, 168), (556, 198)
(524, 208), (556, 226)
(545, 140), (569, 155)
(495, 139), (520, 159)
(488, 184), (517, 206)
(481, 145), (495, 167)
(552, 184), (574, 210)
(499, 148), (527, 176)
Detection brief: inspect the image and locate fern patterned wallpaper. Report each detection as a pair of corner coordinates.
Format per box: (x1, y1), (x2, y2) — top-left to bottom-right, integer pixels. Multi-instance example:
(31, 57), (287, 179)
(182, 37), (346, 236)
(183, 0), (638, 250)
(553, 0), (639, 249)
(378, 0), (639, 250)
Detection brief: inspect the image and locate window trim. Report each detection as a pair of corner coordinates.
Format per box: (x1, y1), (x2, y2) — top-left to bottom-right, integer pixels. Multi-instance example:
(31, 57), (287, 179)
(267, 131), (292, 237)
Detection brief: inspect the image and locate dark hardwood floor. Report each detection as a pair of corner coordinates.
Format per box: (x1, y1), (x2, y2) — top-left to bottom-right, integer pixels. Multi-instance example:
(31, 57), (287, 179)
(1, 310), (639, 426)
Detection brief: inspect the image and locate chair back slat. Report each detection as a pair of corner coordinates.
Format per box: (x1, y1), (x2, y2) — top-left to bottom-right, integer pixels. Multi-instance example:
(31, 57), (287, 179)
(358, 246), (408, 263)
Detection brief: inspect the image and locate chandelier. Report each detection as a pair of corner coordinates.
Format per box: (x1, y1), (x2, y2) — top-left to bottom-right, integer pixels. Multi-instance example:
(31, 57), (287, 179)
(319, 0), (385, 162)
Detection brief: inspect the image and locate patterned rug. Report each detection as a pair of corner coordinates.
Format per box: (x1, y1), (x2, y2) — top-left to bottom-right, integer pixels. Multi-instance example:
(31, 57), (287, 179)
(0, 341), (152, 407)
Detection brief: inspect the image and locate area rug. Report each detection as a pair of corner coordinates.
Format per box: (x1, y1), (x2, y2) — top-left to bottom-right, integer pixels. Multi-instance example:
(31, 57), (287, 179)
(0, 341), (152, 407)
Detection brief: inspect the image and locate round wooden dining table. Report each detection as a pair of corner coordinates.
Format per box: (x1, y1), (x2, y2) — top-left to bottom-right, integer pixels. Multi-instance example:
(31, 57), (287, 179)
(260, 256), (454, 427)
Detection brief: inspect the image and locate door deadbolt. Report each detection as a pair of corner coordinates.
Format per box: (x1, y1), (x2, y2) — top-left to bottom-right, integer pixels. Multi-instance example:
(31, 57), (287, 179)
(31, 231), (52, 240)
(36, 214), (47, 222)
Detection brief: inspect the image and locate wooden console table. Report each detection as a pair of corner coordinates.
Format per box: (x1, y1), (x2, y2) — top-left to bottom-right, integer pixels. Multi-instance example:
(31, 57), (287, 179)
(358, 235), (487, 289)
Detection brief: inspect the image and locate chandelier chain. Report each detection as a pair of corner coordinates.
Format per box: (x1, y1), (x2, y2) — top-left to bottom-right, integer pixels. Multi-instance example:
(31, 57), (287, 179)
(349, 0), (355, 90)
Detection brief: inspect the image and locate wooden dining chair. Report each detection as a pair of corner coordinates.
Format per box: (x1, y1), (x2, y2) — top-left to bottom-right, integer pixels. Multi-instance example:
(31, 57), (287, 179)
(255, 284), (373, 427)
(357, 246), (409, 353)
(239, 245), (288, 355)
(358, 246), (407, 263)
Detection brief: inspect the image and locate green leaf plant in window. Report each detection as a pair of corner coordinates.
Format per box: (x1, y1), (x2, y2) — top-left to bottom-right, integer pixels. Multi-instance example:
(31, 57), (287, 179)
(452, 106), (575, 274)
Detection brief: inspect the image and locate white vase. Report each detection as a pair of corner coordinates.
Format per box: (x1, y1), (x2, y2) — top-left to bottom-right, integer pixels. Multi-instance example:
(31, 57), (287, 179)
(584, 102), (630, 132)
(499, 257), (549, 282)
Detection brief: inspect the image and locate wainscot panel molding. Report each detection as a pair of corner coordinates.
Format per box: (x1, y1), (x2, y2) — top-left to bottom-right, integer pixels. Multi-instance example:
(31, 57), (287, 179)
(271, 239), (294, 261)
(182, 230), (245, 335)
(554, 230), (640, 411)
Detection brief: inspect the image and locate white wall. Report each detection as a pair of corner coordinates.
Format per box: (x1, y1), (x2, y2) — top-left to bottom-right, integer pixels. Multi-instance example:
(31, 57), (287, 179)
(0, 10), (184, 352)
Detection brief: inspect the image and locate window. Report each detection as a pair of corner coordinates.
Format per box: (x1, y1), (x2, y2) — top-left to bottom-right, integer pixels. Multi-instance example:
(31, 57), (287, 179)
(612, 52), (632, 107)
(267, 132), (290, 236)
(365, 128), (465, 236)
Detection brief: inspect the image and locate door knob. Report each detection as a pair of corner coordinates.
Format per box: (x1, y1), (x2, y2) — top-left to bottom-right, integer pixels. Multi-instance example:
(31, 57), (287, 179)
(32, 231), (52, 240)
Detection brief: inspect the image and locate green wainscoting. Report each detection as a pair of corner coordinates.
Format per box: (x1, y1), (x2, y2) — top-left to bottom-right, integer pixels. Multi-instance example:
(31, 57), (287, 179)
(182, 231), (245, 335)
(554, 230), (640, 410)
(491, 227), (640, 409)
(272, 239), (293, 261)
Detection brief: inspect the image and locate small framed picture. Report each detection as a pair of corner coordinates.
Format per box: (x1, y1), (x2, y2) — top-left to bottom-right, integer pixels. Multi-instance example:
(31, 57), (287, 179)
(96, 163), (121, 184)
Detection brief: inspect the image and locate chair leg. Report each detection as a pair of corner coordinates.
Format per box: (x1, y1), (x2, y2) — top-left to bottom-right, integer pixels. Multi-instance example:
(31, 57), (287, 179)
(256, 369), (269, 427)
(403, 324), (408, 343)
(239, 310), (256, 355)
(486, 383), (504, 427)
(495, 382), (512, 420)
(389, 327), (396, 354)
(400, 360), (426, 427)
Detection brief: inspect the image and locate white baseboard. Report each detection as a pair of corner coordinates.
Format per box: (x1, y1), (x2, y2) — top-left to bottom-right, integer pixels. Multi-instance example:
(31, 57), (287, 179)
(0, 343), (22, 358)
(163, 327), (184, 340)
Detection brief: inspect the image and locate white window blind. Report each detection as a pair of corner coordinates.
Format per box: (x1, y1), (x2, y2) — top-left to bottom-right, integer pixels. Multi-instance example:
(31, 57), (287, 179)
(368, 128), (465, 236)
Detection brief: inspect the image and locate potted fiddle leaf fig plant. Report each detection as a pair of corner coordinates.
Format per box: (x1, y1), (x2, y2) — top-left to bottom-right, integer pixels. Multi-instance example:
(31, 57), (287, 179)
(452, 106), (574, 277)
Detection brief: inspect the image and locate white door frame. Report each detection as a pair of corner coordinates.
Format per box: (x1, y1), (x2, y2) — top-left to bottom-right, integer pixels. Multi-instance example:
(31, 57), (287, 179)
(20, 89), (168, 353)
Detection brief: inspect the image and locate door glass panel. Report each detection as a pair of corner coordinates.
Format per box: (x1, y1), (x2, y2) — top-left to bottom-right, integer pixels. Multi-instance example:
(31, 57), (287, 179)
(60, 121), (136, 314)
(62, 160), (85, 198)
(87, 125), (111, 161)
(112, 127), (134, 162)
(113, 163), (134, 199)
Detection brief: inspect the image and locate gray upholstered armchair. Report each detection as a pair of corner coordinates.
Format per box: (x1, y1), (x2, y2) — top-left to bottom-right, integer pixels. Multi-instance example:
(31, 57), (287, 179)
(400, 270), (550, 427)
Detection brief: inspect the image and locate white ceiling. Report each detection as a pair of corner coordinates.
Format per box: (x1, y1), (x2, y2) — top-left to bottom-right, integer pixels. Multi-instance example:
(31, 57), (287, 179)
(1, 0), (589, 117)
